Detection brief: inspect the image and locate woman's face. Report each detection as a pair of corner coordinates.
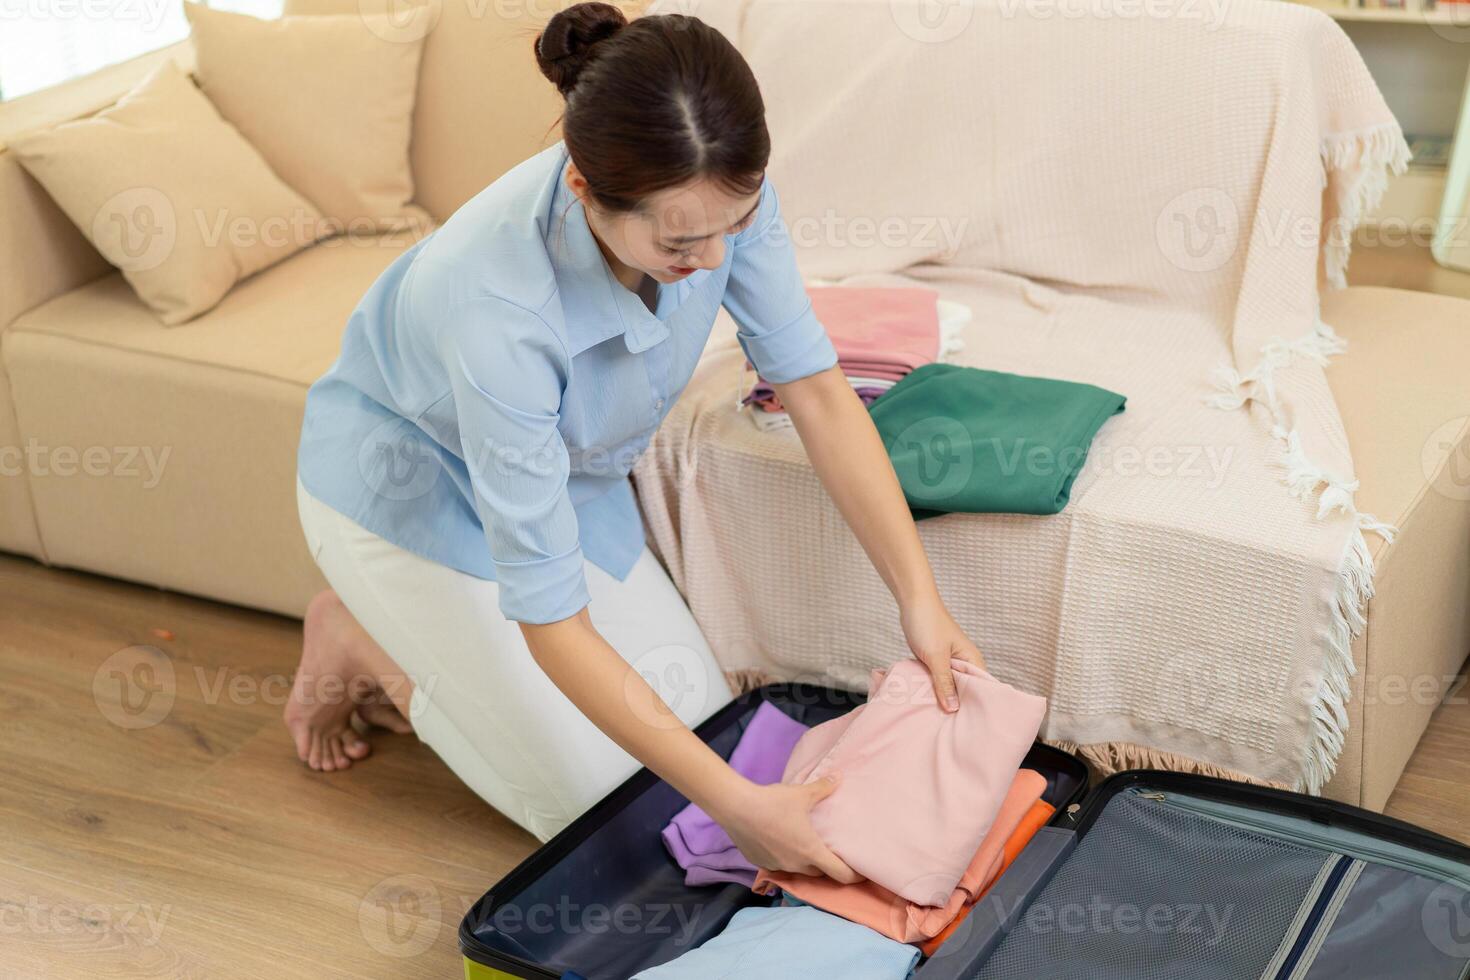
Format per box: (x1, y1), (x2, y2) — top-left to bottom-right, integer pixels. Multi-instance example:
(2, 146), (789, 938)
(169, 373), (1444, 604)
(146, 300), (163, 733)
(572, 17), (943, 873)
(567, 165), (762, 286)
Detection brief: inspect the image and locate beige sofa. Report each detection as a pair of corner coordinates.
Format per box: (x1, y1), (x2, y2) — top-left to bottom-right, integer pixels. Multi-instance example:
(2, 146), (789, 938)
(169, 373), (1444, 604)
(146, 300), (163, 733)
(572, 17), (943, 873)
(0, 4), (1466, 811)
(0, 0), (562, 612)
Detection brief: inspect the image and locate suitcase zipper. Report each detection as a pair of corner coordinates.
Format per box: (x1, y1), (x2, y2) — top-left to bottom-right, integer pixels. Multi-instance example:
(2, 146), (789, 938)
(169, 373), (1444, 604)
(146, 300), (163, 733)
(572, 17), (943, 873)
(1269, 854), (1354, 980)
(1130, 788), (1470, 889)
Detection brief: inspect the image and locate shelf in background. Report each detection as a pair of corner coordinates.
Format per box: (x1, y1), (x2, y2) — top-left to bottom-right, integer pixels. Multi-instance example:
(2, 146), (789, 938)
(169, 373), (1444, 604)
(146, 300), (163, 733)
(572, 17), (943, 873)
(1291, 0), (1470, 24)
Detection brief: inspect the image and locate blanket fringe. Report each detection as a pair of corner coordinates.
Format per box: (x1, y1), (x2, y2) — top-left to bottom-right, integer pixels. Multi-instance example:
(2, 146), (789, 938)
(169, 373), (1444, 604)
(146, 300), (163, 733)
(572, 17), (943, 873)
(725, 668), (780, 695)
(1201, 123), (1407, 793)
(1320, 124), (1412, 289)
(1044, 738), (1290, 790)
(937, 298), (972, 364)
(1207, 318), (1395, 793)
(939, 321), (967, 362)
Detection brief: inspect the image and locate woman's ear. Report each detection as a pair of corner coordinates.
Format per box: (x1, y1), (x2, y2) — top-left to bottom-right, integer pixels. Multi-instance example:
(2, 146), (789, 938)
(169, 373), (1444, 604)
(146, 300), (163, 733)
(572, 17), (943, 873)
(564, 163), (592, 206)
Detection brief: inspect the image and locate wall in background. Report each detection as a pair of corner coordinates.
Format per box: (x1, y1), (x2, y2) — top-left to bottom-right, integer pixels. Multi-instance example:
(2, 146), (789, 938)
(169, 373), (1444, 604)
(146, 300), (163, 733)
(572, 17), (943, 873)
(1345, 22), (1469, 137)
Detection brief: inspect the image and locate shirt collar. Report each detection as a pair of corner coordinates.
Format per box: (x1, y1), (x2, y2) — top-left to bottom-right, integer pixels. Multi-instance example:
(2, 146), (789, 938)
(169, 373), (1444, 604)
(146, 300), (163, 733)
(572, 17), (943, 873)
(549, 155), (673, 356)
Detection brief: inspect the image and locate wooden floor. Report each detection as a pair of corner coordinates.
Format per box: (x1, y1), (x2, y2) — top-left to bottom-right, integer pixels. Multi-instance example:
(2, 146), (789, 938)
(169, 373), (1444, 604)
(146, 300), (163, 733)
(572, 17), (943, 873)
(4, 239), (1469, 979)
(3, 548), (1468, 979)
(1, 555), (538, 979)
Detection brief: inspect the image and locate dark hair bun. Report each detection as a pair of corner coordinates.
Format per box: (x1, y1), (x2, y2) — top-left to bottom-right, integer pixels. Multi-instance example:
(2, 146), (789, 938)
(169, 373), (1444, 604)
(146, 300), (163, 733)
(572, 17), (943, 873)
(535, 2), (629, 96)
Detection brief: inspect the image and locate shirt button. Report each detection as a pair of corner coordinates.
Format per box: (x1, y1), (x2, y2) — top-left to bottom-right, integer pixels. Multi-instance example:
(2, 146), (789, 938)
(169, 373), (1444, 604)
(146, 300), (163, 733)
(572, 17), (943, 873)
(655, 398), (665, 412)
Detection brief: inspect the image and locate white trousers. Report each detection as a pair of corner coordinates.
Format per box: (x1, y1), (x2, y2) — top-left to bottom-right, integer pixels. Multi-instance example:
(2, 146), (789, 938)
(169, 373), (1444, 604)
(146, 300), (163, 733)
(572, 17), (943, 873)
(295, 477), (732, 841)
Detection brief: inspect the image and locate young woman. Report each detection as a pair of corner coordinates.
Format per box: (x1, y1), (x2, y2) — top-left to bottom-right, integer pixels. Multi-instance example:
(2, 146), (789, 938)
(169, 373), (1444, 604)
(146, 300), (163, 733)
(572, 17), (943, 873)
(288, 2), (983, 880)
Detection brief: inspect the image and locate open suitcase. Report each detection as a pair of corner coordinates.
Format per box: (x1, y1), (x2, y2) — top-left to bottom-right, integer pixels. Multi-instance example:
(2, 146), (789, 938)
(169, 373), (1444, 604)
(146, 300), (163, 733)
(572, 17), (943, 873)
(459, 685), (1470, 979)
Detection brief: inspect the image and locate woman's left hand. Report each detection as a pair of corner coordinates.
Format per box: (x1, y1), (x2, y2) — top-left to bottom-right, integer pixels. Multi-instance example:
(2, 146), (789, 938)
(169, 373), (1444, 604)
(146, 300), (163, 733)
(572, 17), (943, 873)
(900, 596), (986, 713)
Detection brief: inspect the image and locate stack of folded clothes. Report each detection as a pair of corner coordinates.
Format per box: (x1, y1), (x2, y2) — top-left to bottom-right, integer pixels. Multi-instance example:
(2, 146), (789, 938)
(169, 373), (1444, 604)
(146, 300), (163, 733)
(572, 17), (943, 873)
(755, 660), (1048, 944)
(743, 285), (969, 431)
(652, 661), (1051, 976)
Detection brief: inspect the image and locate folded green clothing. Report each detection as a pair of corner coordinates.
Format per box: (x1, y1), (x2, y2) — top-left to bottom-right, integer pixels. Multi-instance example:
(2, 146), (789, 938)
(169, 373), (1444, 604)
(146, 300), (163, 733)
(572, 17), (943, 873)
(868, 363), (1126, 518)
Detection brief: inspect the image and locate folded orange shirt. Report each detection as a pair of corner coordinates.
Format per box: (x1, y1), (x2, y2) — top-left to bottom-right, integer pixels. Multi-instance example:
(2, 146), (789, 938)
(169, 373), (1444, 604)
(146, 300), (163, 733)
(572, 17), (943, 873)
(754, 769), (1048, 944)
(917, 796), (1056, 956)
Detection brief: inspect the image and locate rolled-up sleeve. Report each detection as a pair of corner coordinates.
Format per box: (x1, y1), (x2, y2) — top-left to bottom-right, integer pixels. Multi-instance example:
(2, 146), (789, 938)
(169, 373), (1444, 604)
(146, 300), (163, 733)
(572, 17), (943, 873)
(721, 178), (839, 385)
(436, 296), (589, 625)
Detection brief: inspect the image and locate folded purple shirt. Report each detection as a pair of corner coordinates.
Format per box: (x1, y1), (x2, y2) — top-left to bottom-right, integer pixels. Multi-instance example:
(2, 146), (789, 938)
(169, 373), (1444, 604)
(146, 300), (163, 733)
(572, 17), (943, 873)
(661, 701), (809, 888)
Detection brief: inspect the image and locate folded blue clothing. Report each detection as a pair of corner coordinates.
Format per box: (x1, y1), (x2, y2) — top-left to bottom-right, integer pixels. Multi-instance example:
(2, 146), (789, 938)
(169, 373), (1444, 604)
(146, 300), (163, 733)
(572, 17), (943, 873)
(631, 905), (920, 979)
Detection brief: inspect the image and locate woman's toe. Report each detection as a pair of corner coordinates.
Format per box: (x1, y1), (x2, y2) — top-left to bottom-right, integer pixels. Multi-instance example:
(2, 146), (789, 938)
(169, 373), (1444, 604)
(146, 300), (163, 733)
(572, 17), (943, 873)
(290, 722), (311, 763)
(329, 736), (350, 770)
(343, 729), (372, 761)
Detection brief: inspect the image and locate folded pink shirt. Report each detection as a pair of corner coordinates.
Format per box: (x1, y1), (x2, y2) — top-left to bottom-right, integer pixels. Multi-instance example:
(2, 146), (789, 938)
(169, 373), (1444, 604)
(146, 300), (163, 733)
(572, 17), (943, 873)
(809, 285), (943, 375)
(766, 659), (1047, 906)
(754, 768), (1048, 943)
(744, 285), (944, 413)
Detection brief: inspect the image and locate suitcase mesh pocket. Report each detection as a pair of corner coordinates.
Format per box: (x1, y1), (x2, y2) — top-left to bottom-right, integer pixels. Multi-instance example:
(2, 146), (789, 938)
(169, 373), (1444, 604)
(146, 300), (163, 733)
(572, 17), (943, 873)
(972, 791), (1335, 980)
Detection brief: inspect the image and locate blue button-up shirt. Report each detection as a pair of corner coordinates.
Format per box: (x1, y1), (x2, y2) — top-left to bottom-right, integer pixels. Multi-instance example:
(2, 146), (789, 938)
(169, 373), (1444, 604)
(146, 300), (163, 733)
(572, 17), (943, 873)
(297, 142), (837, 624)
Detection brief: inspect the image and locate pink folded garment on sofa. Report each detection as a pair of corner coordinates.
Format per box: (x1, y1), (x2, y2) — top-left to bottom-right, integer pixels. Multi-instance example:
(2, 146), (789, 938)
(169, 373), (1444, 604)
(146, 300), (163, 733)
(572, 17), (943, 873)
(743, 286), (943, 405)
(764, 659), (1047, 907)
(809, 285), (943, 375)
(753, 768), (1048, 942)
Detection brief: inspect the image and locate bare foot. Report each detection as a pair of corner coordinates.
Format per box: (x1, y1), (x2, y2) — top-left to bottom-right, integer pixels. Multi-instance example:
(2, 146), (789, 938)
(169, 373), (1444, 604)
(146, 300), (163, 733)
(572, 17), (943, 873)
(355, 698), (414, 734)
(285, 590), (413, 772)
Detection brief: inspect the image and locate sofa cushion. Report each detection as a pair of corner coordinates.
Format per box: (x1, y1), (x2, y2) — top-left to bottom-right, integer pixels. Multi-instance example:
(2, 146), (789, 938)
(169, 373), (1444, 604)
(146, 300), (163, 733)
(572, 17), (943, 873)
(7, 61), (324, 326)
(184, 2), (433, 234)
(6, 234), (424, 383)
(281, 0), (589, 223)
(3, 233), (426, 616)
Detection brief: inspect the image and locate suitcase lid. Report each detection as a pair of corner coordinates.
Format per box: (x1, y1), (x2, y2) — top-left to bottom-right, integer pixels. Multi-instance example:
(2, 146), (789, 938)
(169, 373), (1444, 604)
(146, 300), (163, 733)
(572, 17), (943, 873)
(915, 769), (1470, 979)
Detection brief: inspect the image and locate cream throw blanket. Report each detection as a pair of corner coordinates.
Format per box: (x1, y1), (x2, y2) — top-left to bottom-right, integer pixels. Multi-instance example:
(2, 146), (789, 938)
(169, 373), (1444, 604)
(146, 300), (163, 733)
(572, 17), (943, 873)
(635, 0), (1409, 792)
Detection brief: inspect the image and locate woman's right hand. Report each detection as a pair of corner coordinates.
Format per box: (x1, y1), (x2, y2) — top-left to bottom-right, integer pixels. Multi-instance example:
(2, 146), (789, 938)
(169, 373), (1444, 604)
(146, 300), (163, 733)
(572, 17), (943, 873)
(714, 775), (863, 883)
